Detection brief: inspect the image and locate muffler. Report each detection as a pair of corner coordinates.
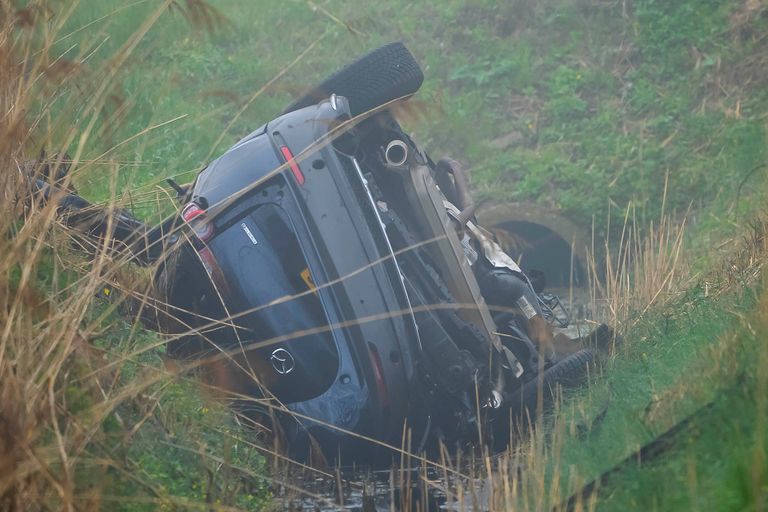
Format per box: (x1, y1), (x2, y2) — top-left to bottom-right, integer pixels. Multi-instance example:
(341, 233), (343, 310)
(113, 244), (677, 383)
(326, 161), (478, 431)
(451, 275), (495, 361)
(384, 139), (408, 167)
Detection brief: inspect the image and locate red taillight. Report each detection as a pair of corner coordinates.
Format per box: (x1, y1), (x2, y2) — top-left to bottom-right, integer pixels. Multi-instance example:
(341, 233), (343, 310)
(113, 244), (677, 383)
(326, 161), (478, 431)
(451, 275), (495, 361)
(198, 246), (230, 295)
(181, 203), (204, 221)
(182, 202), (214, 242)
(367, 343), (390, 409)
(279, 145), (305, 185)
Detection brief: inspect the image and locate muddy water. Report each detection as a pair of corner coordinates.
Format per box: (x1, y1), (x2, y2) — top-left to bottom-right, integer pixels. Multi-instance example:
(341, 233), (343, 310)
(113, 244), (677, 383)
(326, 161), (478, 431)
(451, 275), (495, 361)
(277, 467), (451, 511)
(277, 465), (488, 511)
(275, 287), (600, 511)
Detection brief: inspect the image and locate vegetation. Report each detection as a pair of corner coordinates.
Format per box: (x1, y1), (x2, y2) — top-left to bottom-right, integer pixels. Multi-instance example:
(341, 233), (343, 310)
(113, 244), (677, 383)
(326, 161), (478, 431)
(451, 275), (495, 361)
(54, 0), (768, 230)
(480, 218), (767, 510)
(2, 0), (767, 510)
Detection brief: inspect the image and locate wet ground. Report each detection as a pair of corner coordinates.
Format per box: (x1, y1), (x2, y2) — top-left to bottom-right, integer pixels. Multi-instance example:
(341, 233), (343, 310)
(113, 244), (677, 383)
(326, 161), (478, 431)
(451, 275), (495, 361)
(278, 467), (446, 511)
(277, 465), (488, 512)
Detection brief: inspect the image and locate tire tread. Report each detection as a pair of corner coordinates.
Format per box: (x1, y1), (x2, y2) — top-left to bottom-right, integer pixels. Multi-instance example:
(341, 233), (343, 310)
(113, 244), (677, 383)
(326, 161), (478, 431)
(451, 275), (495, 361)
(283, 42), (424, 117)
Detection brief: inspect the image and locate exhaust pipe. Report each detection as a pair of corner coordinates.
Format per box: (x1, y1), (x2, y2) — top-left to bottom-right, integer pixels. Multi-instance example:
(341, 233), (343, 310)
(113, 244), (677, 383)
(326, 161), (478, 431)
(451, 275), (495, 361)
(384, 139), (408, 167)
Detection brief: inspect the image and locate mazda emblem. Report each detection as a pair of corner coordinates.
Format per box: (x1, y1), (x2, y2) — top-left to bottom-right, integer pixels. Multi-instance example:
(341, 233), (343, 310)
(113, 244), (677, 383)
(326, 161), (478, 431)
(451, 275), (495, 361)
(270, 348), (295, 375)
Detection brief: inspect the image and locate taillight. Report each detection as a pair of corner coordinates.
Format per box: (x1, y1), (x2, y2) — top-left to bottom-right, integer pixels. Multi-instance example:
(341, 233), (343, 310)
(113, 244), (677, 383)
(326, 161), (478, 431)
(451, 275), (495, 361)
(182, 202), (214, 242)
(198, 246), (230, 294)
(279, 145), (305, 185)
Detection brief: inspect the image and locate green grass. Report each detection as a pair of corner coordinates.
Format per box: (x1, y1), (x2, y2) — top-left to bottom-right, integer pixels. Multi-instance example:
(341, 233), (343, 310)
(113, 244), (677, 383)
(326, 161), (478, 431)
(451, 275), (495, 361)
(69, 293), (271, 510)
(589, 283), (768, 511)
(21, 0), (768, 509)
(51, 0), (767, 231)
(558, 283), (762, 507)
(596, 384), (767, 510)
(480, 257), (766, 510)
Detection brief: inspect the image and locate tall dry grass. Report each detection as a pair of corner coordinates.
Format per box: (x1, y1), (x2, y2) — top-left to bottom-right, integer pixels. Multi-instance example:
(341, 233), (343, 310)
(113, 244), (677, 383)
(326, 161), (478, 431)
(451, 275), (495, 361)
(0, 1), (679, 503)
(587, 184), (691, 330)
(0, 2), (280, 510)
(0, 3), (99, 507)
(0, 3), (436, 510)
(3, 2), (765, 511)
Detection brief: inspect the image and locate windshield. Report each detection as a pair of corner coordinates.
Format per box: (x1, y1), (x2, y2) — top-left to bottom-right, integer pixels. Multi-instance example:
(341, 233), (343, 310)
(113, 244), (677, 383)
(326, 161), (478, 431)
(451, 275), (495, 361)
(208, 202), (339, 403)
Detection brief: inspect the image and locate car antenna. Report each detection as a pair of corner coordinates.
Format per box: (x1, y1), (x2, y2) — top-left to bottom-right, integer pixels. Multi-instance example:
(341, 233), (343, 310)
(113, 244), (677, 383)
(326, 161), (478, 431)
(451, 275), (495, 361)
(166, 178), (187, 199)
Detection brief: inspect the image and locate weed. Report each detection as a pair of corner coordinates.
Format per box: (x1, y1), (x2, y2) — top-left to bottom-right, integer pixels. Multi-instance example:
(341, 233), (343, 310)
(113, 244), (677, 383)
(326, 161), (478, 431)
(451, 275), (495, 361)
(4, 0), (768, 510)
(0, 3), (272, 509)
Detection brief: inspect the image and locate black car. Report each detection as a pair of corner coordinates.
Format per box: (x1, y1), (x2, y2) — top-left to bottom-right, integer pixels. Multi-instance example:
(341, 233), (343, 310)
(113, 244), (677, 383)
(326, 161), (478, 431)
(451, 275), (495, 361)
(30, 42), (599, 463)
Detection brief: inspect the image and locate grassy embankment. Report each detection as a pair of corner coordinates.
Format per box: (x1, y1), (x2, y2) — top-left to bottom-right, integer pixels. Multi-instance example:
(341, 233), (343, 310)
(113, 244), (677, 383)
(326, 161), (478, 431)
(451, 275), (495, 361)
(2, 0), (767, 509)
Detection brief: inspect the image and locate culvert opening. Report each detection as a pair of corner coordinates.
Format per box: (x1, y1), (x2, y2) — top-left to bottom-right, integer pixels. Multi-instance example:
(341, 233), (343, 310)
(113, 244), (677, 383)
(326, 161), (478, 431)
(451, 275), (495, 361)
(493, 220), (586, 288)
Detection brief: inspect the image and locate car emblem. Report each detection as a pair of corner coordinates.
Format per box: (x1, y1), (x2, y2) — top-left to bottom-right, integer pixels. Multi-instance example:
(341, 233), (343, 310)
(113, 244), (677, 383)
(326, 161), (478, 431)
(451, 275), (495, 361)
(240, 222), (258, 245)
(270, 348), (295, 375)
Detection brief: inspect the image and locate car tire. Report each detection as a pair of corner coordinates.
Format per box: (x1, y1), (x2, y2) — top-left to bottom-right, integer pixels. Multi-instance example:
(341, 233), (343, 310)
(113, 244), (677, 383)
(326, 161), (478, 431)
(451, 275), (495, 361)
(282, 41), (424, 118)
(514, 348), (595, 418)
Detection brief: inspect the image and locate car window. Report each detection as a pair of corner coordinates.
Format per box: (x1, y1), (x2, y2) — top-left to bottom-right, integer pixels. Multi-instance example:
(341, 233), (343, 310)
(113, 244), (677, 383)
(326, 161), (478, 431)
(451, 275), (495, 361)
(208, 203), (339, 403)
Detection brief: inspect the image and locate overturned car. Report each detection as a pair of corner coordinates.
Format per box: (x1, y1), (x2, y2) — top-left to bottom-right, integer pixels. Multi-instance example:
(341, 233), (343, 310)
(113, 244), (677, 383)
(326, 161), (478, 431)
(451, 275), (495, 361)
(29, 42), (610, 463)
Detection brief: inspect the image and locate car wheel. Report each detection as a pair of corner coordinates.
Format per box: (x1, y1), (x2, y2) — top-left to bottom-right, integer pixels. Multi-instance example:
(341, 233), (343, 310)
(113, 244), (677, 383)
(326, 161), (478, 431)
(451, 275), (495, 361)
(282, 41), (424, 118)
(514, 348), (595, 418)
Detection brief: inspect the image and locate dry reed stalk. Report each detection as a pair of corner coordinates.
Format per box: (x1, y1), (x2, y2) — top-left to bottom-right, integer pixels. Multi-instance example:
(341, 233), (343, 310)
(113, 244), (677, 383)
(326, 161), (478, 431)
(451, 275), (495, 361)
(0, 2), (291, 510)
(0, 4), (466, 510)
(587, 196), (691, 330)
(9, 2), (763, 510)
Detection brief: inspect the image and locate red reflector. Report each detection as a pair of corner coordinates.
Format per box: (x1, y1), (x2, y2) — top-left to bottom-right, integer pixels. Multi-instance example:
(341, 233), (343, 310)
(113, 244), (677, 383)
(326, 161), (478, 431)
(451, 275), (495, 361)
(367, 343), (389, 408)
(198, 246), (215, 276)
(198, 246), (230, 296)
(280, 145), (305, 185)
